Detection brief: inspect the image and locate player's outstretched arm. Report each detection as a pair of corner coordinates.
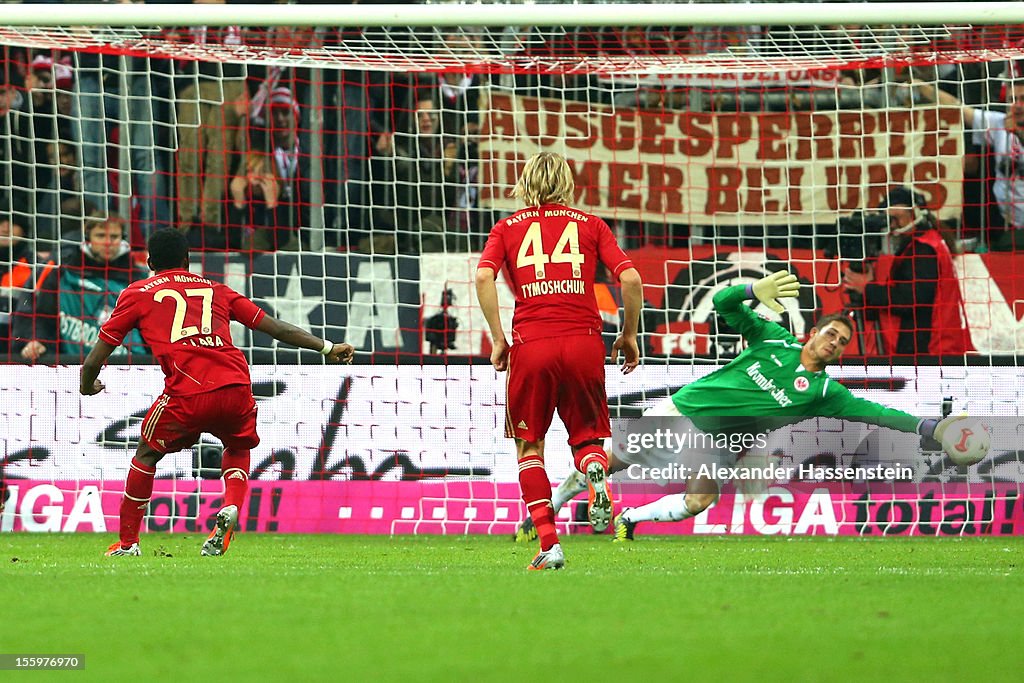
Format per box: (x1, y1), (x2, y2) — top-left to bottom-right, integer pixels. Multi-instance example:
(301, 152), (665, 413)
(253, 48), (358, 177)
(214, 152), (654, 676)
(750, 270), (800, 314)
(80, 340), (118, 395)
(475, 267), (509, 372)
(255, 315), (354, 363)
(611, 267), (642, 375)
(828, 388), (974, 440)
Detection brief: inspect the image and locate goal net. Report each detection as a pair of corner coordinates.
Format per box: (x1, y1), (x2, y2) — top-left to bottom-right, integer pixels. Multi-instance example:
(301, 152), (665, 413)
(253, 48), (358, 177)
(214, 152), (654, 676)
(1, 3), (1022, 538)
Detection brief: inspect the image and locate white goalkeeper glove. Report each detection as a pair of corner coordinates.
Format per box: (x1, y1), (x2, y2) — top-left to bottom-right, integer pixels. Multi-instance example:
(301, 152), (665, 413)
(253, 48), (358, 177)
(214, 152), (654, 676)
(750, 270), (800, 314)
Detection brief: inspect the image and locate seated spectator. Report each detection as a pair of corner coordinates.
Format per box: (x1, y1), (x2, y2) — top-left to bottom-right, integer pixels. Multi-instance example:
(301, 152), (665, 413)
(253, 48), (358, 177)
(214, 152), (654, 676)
(380, 96), (465, 252)
(228, 145), (281, 251)
(0, 211), (36, 355)
(12, 216), (147, 363)
(175, 73), (248, 249)
(253, 87), (307, 250)
(232, 86), (307, 251)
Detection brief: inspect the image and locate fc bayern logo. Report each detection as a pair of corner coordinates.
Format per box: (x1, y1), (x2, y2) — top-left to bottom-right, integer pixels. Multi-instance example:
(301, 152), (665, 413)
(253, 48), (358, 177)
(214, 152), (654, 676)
(793, 376), (809, 392)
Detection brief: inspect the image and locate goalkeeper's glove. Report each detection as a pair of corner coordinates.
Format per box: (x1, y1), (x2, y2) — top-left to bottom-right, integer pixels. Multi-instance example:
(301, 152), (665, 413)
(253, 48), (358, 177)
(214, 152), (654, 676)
(919, 413), (970, 441)
(748, 270), (800, 314)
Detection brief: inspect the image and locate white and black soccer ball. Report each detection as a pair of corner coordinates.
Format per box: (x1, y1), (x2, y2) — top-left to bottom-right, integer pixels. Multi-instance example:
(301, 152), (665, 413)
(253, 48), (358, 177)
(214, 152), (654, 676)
(940, 419), (991, 467)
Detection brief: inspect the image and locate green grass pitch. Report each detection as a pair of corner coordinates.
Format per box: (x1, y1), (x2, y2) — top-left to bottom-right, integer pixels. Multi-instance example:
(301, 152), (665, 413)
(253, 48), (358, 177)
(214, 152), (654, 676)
(2, 533), (1023, 681)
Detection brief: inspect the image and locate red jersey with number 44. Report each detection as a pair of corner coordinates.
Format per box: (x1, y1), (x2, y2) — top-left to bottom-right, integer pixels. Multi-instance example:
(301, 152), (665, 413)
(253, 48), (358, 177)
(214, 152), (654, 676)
(478, 204), (634, 343)
(99, 269), (266, 396)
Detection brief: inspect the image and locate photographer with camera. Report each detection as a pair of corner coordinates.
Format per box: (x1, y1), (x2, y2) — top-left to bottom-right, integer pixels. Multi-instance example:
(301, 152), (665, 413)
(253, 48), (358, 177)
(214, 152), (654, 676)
(841, 187), (973, 358)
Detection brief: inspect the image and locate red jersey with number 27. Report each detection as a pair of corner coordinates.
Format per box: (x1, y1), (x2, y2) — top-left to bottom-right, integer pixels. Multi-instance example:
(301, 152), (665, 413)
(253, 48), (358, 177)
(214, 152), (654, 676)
(99, 268), (266, 396)
(478, 204), (634, 343)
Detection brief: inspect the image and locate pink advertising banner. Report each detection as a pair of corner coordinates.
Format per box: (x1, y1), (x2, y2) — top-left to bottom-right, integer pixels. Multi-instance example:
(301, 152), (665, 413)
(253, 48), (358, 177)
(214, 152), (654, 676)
(2, 480), (1021, 537)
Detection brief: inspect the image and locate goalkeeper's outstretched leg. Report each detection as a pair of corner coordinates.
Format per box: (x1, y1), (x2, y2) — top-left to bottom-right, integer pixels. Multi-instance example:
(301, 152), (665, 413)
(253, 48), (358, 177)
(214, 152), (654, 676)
(613, 475), (719, 542)
(512, 446), (722, 544)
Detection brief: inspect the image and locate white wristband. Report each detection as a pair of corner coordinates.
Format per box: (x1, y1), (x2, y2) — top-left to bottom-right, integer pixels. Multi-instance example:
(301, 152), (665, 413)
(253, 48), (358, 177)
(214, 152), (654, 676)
(320, 340), (334, 356)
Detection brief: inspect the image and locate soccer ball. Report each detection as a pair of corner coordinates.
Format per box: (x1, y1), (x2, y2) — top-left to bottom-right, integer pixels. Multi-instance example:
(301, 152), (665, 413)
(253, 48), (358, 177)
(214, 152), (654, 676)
(940, 418), (991, 467)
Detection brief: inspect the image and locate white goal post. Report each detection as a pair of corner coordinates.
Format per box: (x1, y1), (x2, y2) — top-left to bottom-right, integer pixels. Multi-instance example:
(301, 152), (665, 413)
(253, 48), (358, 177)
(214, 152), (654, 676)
(1, 2), (1024, 26)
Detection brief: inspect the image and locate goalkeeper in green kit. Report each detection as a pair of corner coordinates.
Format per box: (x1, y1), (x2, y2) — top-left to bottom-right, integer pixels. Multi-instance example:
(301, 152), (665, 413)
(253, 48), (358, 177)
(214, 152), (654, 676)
(513, 270), (972, 543)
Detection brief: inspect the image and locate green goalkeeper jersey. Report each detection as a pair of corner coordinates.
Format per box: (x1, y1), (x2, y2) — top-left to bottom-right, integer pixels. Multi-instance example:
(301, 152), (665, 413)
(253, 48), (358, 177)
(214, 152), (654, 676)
(671, 285), (922, 436)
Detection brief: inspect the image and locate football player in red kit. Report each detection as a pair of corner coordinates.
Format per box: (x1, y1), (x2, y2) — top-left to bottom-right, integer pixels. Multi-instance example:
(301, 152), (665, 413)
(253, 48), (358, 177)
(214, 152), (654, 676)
(81, 229), (354, 557)
(476, 152), (642, 570)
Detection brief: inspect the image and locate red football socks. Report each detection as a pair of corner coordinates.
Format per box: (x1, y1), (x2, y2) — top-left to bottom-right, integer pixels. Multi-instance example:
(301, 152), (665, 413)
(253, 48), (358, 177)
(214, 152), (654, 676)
(220, 448), (251, 513)
(119, 456), (156, 546)
(573, 443), (608, 474)
(518, 453), (559, 550)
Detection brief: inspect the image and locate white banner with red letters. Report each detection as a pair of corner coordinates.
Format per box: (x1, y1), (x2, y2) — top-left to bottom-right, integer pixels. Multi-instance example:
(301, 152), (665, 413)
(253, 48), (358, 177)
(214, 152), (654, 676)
(479, 89), (963, 225)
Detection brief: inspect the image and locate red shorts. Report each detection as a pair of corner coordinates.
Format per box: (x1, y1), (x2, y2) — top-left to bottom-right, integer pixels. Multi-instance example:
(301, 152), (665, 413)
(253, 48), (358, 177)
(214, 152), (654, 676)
(141, 384), (259, 454)
(505, 333), (610, 446)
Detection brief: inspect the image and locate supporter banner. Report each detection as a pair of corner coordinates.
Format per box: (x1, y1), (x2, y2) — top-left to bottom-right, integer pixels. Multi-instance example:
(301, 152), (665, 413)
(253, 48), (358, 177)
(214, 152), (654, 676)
(1, 365), (1019, 485)
(478, 89), (963, 225)
(600, 69), (842, 88)
(2, 480), (1021, 537)
(194, 252), (422, 357)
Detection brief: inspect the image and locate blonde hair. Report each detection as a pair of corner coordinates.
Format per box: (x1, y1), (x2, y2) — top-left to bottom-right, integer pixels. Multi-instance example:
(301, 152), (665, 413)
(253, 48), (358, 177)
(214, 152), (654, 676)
(511, 152), (575, 207)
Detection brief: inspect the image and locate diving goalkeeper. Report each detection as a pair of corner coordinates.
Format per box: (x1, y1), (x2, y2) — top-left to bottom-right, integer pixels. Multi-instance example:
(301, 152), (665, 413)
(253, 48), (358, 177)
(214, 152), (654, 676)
(514, 271), (970, 542)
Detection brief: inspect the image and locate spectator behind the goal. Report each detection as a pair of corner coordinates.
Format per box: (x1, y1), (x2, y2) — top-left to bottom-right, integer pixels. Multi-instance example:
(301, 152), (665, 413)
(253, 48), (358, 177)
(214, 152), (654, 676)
(599, 27), (677, 109)
(73, 45), (174, 239)
(228, 143), (281, 251)
(11, 55), (62, 247)
(0, 76), (31, 224)
(251, 86), (308, 251)
(43, 59), (90, 245)
(49, 57), (74, 142)
(12, 216), (147, 363)
(425, 37), (488, 246)
(56, 141), (85, 223)
(915, 66), (1024, 250)
(175, 70), (248, 250)
(0, 210), (37, 356)
(379, 96), (465, 253)
(841, 187), (973, 358)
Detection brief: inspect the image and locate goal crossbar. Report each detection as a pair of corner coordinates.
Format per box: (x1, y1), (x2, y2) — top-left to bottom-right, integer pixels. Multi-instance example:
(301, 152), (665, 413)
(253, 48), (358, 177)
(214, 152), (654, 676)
(2, 2), (1024, 27)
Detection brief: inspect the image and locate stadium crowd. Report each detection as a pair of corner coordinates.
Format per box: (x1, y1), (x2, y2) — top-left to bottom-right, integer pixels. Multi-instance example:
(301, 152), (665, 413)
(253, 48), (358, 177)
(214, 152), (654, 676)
(0, 18), (1017, 360)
